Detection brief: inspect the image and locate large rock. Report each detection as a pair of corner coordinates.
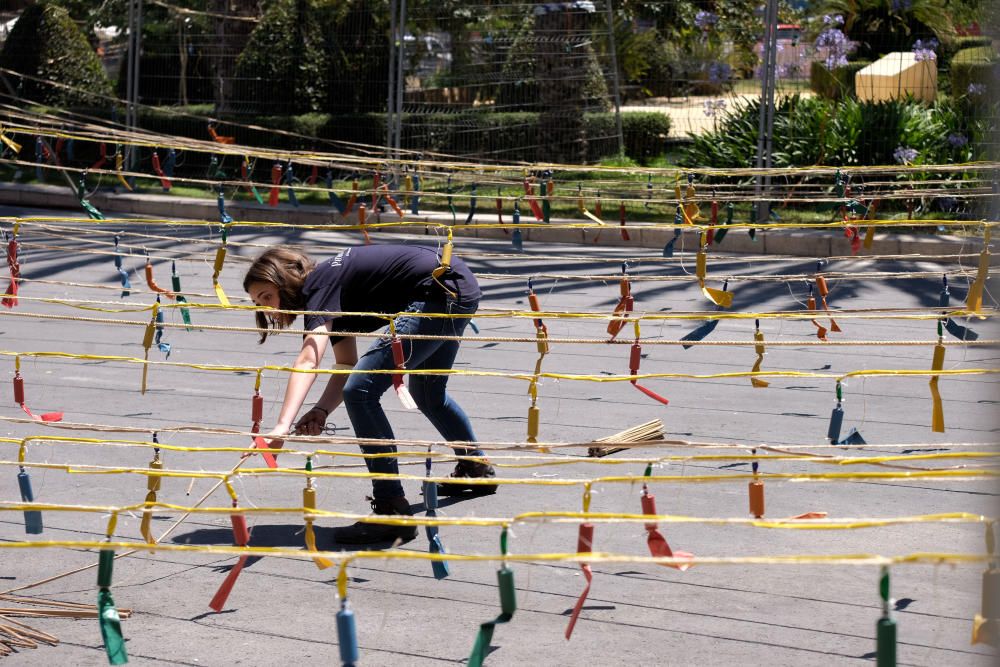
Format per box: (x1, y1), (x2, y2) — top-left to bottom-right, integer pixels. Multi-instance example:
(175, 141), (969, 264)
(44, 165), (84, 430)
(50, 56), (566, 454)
(855, 52), (937, 103)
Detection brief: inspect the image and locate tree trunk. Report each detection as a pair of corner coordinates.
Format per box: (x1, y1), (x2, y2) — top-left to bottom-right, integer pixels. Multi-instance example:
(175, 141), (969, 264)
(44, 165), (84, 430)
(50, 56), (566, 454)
(535, 6), (592, 164)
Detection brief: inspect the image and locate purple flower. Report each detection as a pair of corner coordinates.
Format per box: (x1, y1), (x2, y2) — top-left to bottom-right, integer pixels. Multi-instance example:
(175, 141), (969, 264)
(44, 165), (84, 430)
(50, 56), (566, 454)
(702, 99), (727, 117)
(892, 0), (913, 11)
(913, 38), (938, 61)
(815, 18), (856, 70)
(695, 10), (718, 31)
(706, 61), (731, 84)
(947, 133), (968, 147)
(968, 83), (986, 96)
(893, 146), (918, 164)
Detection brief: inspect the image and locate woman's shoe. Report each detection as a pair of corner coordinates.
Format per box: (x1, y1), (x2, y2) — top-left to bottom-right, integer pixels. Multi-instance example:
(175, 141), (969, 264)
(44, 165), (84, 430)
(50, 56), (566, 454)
(333, 497), (418, 544)
(437, 460), (497, 496)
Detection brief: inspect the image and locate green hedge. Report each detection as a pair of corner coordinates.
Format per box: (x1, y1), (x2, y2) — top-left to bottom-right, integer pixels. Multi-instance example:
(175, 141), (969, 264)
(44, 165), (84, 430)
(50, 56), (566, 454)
(0, 3), (113, 107)
(810, 61), (871, 100)
(940, 36), (993, 70)
(68, 107), (671, 166)
(951, 46), (998, 97)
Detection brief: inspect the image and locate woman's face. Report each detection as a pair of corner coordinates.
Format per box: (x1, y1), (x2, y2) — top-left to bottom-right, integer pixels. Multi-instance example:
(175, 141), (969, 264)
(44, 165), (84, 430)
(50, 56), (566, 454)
(247, 281), (290, 327)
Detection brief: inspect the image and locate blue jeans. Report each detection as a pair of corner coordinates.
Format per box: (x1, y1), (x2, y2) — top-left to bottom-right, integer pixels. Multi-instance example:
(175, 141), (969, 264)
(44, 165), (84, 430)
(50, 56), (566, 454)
(343, 298), (482, 499)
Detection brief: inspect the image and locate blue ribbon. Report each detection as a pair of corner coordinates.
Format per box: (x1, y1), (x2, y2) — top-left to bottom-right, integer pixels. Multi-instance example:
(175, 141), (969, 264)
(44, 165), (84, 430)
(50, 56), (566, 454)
(114, 234), (130, 297)
(218, 191), (233, 224)
(662, 227), (682, 257)
(465, 182), (477, 225)
(285, 161), (300, 207)
(410, 172), (421, 214)
(512, 202), (523, 251)
(424, 456), (450, 579)
(326, 170), (347, 213)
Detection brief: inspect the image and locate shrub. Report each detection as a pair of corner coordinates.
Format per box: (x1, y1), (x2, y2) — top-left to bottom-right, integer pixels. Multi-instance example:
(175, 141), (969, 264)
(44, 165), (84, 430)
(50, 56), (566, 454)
(0, 3), (113, 107)
(63, 106), (669, 166)
(231, 0), (329, 114)
(810, 61), (871, 100)
(950, 46), (998, 98)
(939, 36), (993, 70)
(680, 94), (989, 169)
(619, 112), (672, 165)
(495, 10), (610, 113)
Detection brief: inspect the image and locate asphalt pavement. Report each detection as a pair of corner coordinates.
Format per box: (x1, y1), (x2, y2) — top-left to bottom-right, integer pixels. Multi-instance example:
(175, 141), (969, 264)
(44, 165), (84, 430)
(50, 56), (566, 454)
(0, 196), (997, 666)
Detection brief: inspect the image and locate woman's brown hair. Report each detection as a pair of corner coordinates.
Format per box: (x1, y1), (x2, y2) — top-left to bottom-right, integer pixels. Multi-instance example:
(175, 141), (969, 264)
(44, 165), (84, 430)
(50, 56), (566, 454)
(243, 247), (315, 343)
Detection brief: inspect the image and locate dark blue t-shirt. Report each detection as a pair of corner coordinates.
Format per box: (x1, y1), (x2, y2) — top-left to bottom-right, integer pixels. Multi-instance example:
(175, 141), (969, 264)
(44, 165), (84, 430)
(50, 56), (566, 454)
(302, 244), (481, 335)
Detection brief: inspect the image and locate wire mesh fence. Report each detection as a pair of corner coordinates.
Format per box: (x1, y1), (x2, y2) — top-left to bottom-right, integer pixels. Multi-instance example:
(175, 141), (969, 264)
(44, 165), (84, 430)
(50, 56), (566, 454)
(0, 0), (997, 169)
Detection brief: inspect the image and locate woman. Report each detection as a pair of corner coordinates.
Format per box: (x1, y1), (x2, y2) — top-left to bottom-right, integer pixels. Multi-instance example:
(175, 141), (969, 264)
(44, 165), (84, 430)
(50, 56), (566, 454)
(243, 243), (495, 544)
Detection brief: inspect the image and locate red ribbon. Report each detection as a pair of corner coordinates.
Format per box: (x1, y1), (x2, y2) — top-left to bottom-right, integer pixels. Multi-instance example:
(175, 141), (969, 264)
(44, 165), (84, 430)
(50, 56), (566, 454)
(371, 172), (381, 209)
(523, 179), (544, 221)
(844, 225), (861, 255)
(641, 491), (693, 570)
(380, 184), (403, 217)
(564, 523), (594, 640)
(91, 143), (108, 171)
(251, 436), (279, 468)
(619, 202), (630, 241)
(807, 296), (827, 341)
(209, 505), (251, 611)
(344, 180), (358, 215)
(151, 152), (172, 190)
(13, 374), (62, 422)
(629, 343), (669, 405)
(816, 277), (842, 333)
(391, 337), (407, 392)
(208, 125), (235, 144)
(606, 277), (633, 340)
(53, 138), (65, 165)
(268, 163), (282, 207)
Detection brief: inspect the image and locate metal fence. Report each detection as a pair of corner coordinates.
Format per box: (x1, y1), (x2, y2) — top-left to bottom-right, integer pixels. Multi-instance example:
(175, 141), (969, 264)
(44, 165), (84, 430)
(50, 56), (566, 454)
(1, 0), (997, 168)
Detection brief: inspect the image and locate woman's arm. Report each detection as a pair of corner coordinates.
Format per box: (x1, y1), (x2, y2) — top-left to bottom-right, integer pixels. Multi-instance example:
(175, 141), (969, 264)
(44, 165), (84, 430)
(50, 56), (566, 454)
(269, 323), (332, 438)
(294, 337), (358, 436)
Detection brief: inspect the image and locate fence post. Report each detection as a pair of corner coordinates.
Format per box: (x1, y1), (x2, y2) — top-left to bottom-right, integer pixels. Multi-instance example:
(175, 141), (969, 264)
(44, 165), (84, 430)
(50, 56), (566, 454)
(754, 0), (779, 223)
(602, 0), (625, 158)
(386, 0), (398, 159)
(126, 0), (143, 183)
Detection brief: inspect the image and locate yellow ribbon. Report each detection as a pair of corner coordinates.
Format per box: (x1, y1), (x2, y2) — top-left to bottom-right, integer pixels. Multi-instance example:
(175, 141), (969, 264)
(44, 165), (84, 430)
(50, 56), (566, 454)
(212, 246), (230, 306)
(930, 341), (946, 432)
(966, 227), (991, 316)
(751, 327), (769, 388)
(0, 125), (22, 154)
(140, 301), (157, 394)
(696, 233), (733, 307)
(114, 152), (133, 191)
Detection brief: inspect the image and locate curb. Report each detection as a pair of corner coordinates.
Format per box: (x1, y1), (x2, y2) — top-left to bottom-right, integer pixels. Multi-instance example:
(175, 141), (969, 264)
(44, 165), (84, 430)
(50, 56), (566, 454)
(0, 182), (987, 262)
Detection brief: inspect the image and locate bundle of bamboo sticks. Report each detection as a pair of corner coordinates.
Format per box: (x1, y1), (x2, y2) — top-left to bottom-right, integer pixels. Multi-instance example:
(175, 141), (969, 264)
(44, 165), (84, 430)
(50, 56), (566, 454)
(587, 419), (664, 458)
(0, 594), (131, 657)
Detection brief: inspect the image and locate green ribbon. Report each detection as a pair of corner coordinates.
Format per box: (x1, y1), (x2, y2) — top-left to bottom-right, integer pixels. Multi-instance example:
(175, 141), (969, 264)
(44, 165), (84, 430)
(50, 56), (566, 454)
(77, 176), (104, 220)
(467, 530), (516, 667)
(171, 262), (192, 329)
(876, 566), (896, 667)
(714, 202), (734, 243)
(467, 567), (516, 667)
(97, 549), (128, 664)
(98, 589), (128, 664)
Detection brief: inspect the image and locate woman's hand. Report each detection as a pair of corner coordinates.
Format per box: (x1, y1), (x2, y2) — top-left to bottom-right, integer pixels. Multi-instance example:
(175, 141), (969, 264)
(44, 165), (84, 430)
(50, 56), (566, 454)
(294, 407), (329, 436)
(261, 426), (289, 450)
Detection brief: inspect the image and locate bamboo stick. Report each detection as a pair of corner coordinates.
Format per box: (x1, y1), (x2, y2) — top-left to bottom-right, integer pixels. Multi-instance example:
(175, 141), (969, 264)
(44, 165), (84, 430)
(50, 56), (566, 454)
(588, 419), (664, 458)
